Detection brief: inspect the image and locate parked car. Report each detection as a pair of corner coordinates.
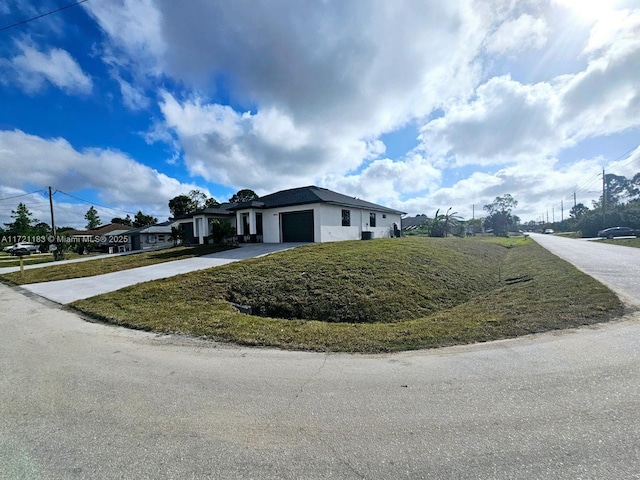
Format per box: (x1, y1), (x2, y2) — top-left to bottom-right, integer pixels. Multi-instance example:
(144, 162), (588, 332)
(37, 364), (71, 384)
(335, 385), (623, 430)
(9, 242), (41, 256)
(2, 245), (14, 253)
(543, 229), (554, 234)
(597, 227), (639, 239)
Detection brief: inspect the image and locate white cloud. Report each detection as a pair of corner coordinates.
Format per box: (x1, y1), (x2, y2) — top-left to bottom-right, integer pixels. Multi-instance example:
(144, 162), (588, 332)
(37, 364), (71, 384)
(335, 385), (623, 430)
(157, 92), (385, 192)
(419, 75), (560, 165)
(116, 76), (150, 110)
(0, 130), (209, 225)
(323, 154), (442, 207)
(83, 0), (165, 76)
(485, 14), (549, 56)
(4, 42), (92, 95)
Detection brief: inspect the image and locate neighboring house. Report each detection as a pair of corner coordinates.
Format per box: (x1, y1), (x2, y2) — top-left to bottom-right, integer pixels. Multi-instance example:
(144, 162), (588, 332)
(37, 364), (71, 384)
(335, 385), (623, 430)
(126, 221), (177, 251)
(230, 185), (405, 243)
(67, 223), (132, 252)
(401, 215), (429, 232)
(173, 203), (236, 245)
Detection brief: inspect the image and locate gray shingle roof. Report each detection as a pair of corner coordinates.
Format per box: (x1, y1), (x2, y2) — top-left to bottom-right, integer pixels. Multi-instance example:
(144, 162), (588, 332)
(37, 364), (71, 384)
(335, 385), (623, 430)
(232, 186), (405, 215)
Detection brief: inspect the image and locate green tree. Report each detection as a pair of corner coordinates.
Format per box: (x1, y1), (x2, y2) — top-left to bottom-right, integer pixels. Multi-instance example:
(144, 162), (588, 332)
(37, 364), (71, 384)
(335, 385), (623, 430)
(169, 190), (218, 217)
(569, 203), (589, 220)
(133, 211), (158, 228)
(229, 189), (259, 203)
(188, 189), (208, 209)
(483, 194), (518, 237)
(168, 194), (196, 217)
(111, 215), (133, 226)
(4, 203), (39, 235)
(426, 208), (462, 237)
(85, 206), (101, 230)
(170, 226), (183, 247)
(208, 219), (235, 244)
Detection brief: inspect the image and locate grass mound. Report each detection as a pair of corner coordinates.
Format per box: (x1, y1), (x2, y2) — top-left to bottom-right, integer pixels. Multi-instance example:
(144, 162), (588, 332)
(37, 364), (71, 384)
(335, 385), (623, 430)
(70, 237), (625, 353)
(216, 238), (506, 322)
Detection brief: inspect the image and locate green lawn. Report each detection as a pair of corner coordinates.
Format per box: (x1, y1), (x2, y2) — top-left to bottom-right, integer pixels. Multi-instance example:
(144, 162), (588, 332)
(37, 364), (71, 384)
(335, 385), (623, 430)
(0, 244), (233, 285)
(70, 237), (624, 353)
(600, 238), (640, 248)
(0, 253), (57, 268)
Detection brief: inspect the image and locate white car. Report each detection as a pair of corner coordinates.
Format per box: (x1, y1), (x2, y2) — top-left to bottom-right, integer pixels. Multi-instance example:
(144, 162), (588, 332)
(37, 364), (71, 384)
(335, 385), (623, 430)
(9, 242), (41, 256)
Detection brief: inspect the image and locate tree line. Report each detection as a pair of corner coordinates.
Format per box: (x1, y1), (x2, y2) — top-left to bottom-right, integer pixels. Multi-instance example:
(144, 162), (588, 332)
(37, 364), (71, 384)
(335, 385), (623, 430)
(1, 188), (259, 238)
(533, 173), (640, 237)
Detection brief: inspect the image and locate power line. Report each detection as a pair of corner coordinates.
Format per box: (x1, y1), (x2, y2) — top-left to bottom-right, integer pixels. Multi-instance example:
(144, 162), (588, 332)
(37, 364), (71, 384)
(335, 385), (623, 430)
(0, 189), (47, 202)
(0, 0), (90, 33)
(55, 189), (139, 216)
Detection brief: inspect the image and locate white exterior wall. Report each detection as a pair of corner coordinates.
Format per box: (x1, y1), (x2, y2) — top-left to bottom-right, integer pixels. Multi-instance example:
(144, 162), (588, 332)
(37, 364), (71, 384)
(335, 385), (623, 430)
(318, 204), (402, 242)
(236, 204), (402, 243)
(139, 233), (174, 250)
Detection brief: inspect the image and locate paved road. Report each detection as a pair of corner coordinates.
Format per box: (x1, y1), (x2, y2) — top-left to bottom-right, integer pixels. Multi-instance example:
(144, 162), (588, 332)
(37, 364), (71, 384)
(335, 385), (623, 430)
(18, 243), (307, 304)
(2, 283), (640, 478)
(530, 233), (640, 306)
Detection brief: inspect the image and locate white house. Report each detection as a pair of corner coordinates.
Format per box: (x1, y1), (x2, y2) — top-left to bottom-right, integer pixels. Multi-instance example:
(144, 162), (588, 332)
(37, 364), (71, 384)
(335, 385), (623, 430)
(126, 221), (177, 251)
(230, 186), (404, 243)
(172, 203), (237, 245)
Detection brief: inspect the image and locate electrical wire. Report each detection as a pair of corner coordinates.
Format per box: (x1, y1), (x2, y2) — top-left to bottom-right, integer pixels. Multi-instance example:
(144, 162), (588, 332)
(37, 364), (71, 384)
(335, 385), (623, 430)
(0, 189), (47, 202)
(0, 0), (90, 33)
(55, 189), (140, 216)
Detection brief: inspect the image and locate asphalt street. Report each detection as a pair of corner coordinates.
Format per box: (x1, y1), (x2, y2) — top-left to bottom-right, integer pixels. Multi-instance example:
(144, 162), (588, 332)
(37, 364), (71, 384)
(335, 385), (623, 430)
(530, 233), (640, 306)
(1, 236), (640, 479)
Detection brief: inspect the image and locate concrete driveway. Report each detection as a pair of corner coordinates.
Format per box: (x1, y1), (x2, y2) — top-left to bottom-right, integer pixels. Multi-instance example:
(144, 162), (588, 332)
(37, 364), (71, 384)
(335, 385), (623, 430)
(20, 243), (307, 304)
(2, 283), (640, 479)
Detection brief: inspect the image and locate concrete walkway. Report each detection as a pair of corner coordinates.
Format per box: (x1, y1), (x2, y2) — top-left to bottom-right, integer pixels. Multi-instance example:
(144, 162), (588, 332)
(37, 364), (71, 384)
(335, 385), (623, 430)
(0, 248), (148, 273)
(21, 243), (307, 304)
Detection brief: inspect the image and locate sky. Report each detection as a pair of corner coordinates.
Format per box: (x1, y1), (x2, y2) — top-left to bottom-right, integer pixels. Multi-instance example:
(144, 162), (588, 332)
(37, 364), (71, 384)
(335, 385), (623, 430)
(1, 0), (640, 229)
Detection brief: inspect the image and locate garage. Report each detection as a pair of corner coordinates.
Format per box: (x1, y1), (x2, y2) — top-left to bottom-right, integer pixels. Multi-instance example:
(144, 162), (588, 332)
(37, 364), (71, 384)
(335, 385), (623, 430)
(281, 210), (314, 242)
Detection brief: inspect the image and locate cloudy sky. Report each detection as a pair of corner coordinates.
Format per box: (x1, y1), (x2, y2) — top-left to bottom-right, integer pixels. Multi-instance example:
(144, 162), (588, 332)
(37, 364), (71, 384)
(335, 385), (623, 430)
(1, 0), (639, 229)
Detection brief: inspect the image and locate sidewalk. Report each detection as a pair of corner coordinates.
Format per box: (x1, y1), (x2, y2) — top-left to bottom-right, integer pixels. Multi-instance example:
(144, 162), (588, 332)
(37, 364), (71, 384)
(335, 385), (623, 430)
(20, 243), (307, 304)
(0, 248), (142, 274)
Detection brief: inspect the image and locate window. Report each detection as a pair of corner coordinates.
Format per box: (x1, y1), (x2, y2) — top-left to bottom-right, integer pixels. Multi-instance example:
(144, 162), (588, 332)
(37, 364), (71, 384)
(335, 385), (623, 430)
(369, 213), (376, 227)
(256, 213), (263, 235)
(342, 209), (350, 227)
(241, 213), (250, 235)
(157, 235), (165, 242)
(148, 235), (157, 243)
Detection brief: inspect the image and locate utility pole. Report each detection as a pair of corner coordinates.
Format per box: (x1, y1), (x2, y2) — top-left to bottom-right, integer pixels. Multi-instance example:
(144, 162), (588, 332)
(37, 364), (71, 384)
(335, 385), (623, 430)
(573, 191), (577, 209)
(602, 168), (606, 228)
(472, 204), (475, 220)
(48, 186), (56, 237)
(561, 199), (564, 224)
(552, 207), (555, 224)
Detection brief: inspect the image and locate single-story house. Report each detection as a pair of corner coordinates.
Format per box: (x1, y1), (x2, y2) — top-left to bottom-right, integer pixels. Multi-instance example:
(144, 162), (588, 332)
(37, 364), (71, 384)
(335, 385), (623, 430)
(67, 223), (132, 252)
(172, 203), (236, 245)
(230, 186), (405, 243)
(125, 221), (177, 251)
(401, 215), (429, 232)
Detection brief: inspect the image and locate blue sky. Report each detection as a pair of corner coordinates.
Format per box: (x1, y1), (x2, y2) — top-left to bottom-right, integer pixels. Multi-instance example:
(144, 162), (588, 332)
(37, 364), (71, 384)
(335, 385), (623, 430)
(1, 0), (640, 229)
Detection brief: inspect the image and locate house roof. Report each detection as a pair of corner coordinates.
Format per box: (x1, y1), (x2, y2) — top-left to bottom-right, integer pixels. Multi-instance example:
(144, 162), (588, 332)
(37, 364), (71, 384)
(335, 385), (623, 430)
(125, 221), (176, 235)
(231, 186), (405, 215)
(173, 202), (237, 220)
(401, 215), (430, 229)
(68, 223), (133, 236)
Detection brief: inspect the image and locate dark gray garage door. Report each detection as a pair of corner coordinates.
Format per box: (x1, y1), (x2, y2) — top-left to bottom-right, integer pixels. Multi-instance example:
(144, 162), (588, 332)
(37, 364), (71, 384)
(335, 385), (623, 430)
(281, 210), (314, 242)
